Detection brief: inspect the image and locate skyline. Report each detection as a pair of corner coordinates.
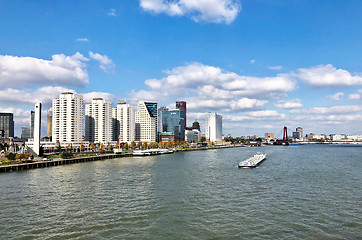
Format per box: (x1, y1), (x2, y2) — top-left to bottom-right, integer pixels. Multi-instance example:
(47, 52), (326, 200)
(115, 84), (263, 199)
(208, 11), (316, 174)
(1, 0), (362, 137)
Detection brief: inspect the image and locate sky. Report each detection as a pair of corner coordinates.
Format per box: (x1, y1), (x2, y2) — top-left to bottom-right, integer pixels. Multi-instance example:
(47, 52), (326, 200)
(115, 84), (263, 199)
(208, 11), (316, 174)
(1, 0), (362, 138)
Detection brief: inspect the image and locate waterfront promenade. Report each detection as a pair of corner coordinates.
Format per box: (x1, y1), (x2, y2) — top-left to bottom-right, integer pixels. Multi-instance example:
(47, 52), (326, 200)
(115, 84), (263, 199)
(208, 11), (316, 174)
(0, 144), (244, 173)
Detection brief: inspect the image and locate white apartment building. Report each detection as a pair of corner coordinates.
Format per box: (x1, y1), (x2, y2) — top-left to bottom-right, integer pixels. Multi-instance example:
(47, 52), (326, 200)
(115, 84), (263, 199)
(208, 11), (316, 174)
(116, 103), (135, 143)
(52, 92), (84, 143)
(85, 98), (113, 144)
(205, 112), (222, 142)
(135, 101), (157, 142)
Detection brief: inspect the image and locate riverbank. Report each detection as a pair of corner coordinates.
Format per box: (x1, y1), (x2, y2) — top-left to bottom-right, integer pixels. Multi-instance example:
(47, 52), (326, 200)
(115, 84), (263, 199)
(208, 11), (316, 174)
(0, 144), (246, 173)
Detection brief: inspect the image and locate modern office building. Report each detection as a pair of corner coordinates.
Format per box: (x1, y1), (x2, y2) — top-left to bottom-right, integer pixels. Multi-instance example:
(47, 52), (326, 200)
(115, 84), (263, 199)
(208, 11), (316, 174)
(176, 101), (186, 129)
(112, 108), (119, 141)
(135, 101), (157, 142)
(85, 98), (113, 144)
(116, 102), (135, 143)
(52, 92), (84, 143)
(0, 113), (14, 138)
(21, 127), (31, 139)
(161, 109), (185, 141)
(205, 113), (222, 142)
(47, 108), (52, 138)
(292, 127), (303, 140)
(157, 106), (168, 135)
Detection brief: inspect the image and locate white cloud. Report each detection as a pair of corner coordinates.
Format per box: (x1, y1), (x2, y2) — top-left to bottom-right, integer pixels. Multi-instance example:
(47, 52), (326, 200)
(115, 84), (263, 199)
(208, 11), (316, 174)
(131, 62), (296, 113)
(223, 110), (285, 122)
(328, 92), (344, 101)
(250, 59), (256, 64)
(108, 8), (117, 16)
(348, 89), (362, 100)
(293, 64), (362, 86)
(0, 53), (89, 88)
(268, 65), (283, 70)
(89, 52), (115, 72)
(274, 99), (303, 109)
(82, 92), (116, 103)
(290, 105), (362, 115)
(76, 38), (89, 42)
(187, 98), (267, 112)
(139, 0), (241, 24)
(0, 87), (115, 106)
(138, 62), (296, 101)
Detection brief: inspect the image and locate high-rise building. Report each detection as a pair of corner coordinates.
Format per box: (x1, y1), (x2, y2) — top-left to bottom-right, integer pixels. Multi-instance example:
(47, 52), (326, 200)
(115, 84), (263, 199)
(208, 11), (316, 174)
(33, 103), (42, 155)
(292, 127), (303, 140)
(157, 106), (168, 134)
(47, 108), (52, 138)
(0, 113), (14, 138)
(205, 113), (222, 142)
(29, 110), (35, 138)
(135, 101), (157, 143)
(176, 101), (186, 129)
(161, 109), (185, 141)
(116, 103), (135, 143)
(85, 98), (113, 144)
(21, 127), (31, 139)
(112, 108), (119, 141)
(52, 92), (84, 143)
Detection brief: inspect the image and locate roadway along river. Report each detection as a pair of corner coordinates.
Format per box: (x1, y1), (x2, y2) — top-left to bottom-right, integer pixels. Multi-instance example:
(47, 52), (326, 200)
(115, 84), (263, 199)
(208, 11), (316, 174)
(0, 145), (361, 239)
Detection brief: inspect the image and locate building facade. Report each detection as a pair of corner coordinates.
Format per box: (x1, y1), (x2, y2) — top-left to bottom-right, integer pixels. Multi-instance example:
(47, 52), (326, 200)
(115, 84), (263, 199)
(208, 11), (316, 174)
(135, 101), (157, 142)
(161, 109), (185, 141)
(52, 92), (84, 143)
(205, 113), (222, 142)
(176, 101), (186, 129)
(85, 98), (113, 144)
(0, 113), (14, 138)
(185, 129), (201, 143)
(30, 110), (35, 138)
(116, 103), (135, 143)
(47, 108), (52, 138)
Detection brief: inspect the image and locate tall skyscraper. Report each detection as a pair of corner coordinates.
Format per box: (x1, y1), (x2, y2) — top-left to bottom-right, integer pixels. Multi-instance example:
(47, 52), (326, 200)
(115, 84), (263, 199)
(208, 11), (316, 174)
(157, 106), (168, 134)
(176, 101), (186, 129)
(161, 109), (185, 141)
(30, 110), (35, 138)
(0, 113), (14, 138)
(205, 113), (222, 142)
(47, 108), (52, 138)
(112, 108), (119, 141)
(293, 127), (303, 140)
(116, 102), (135, 143)
(85, 98), (113, 144)
(52, 92), (84, 143)
(135, 101), (157, 142)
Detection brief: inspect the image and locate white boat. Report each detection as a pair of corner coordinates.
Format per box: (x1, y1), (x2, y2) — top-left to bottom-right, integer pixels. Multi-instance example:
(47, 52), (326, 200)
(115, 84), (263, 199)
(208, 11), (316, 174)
(238, 152), (266, 168)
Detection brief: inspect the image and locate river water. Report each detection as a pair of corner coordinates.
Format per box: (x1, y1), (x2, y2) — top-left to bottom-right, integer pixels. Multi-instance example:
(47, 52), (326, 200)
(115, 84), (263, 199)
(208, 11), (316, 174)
(0, 145), (361, 239)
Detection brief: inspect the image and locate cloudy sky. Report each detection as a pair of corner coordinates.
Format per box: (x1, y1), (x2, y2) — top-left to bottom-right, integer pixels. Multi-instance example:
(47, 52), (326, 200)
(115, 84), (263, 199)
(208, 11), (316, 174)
(1, 0), (362, 137)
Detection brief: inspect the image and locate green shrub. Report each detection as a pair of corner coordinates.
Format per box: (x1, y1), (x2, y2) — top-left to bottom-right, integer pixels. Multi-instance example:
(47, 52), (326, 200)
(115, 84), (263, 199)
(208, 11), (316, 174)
(60, 152), (73, 159)
(5, 152), (16, 160)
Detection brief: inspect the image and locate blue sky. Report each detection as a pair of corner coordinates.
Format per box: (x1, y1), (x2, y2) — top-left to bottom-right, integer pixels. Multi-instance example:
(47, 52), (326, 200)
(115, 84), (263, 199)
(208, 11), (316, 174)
(1, 0), (362, 137)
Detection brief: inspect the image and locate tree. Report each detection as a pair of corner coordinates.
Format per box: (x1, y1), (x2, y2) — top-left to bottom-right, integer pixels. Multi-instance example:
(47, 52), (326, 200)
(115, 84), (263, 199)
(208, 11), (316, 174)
(200, 136), (206, 142)
(99, 144), (105, 153)
(90, 143), (95, 152)
(137, 141), (142, 149)
(130, 141), (136, 149)
(80, 142), (85, 152)
(107, 143), (113, 151)
(143, 142), (148, 149)
(123, 142), (129, 150)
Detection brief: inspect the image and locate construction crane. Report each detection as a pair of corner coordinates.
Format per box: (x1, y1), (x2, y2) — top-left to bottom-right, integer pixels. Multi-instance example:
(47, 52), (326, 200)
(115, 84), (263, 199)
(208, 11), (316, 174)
(117, 97), (138, 104)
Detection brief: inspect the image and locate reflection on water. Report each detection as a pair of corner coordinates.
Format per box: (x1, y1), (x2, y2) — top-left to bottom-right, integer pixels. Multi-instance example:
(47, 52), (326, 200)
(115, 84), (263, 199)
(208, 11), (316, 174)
(0, 145), (361, 239)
